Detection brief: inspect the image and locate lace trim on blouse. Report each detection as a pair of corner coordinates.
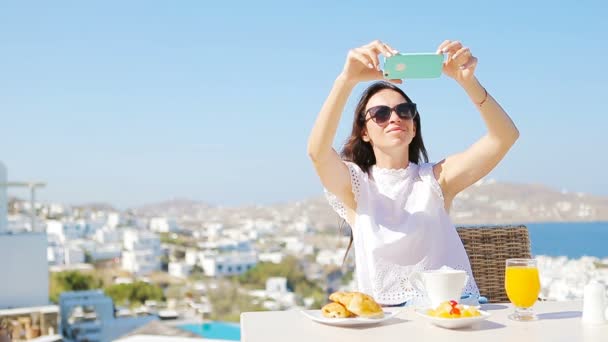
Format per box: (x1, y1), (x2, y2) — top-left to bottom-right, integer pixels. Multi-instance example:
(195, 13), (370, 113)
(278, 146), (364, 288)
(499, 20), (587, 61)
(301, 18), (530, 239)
(323, 162), (366, 221)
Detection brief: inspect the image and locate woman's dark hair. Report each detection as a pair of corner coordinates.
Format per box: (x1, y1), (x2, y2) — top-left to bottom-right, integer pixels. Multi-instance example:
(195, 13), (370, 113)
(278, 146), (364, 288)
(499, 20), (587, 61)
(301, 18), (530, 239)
(340, 81), (429, 266)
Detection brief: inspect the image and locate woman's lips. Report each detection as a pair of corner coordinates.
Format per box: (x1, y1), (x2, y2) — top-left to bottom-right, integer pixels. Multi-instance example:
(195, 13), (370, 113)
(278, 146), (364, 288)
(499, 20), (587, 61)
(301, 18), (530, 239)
(386, 127), (404, 133)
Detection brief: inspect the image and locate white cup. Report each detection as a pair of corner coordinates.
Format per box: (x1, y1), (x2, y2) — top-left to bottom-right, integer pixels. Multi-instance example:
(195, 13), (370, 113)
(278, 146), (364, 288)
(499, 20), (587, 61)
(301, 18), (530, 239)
(410, 269), (468, 308)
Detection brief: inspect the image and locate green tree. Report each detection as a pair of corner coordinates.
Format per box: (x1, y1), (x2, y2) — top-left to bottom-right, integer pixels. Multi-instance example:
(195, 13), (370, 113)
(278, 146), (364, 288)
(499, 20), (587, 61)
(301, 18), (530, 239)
(49, 271), (102, 303)
(104, 281), (164, 307)
(104, 284), (131, 305)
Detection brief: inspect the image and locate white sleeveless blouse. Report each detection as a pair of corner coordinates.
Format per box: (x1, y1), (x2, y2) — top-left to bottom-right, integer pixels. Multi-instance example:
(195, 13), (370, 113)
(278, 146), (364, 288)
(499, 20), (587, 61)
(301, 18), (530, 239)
(325, 161), (479, 305)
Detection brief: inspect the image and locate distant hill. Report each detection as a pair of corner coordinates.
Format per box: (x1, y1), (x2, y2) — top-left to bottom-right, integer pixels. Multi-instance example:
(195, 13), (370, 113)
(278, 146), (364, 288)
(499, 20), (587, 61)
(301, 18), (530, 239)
(132, 198), (214, 218)
(132, 180), (608, 229)
(449, 179), (608, 224)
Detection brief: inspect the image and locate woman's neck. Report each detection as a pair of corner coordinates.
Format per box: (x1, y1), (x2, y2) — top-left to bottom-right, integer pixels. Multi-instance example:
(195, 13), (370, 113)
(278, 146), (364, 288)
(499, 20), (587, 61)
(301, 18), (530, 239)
(373, 146), (410, 169)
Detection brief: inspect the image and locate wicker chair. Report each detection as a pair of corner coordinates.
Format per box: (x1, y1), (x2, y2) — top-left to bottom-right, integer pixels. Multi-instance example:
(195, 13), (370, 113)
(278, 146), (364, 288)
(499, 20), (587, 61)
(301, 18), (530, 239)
(456, 225), (532, 303)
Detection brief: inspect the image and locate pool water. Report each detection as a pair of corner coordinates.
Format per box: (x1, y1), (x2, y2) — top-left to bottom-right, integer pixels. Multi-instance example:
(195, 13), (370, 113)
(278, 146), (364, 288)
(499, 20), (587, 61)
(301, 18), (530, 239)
(179, 322), (241, 341)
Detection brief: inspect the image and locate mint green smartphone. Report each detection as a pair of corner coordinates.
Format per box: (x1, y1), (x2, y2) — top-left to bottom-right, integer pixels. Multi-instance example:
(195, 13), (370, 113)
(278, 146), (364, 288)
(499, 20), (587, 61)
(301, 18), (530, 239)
(383, 53), (444, 79)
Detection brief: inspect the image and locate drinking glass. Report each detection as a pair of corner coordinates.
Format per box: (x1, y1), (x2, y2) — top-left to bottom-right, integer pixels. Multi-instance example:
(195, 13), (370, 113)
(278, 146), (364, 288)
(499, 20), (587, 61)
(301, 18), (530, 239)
(505, 258), (540, 321)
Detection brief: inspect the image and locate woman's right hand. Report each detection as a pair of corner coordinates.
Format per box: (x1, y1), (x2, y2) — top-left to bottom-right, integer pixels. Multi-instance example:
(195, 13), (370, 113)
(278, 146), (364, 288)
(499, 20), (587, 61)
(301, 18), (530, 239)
(339, 40), (402, 84)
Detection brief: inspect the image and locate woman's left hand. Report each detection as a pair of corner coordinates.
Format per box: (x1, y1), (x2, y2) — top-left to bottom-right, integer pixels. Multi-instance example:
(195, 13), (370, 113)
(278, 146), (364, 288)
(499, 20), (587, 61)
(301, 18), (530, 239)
(436, 40), (477, 84)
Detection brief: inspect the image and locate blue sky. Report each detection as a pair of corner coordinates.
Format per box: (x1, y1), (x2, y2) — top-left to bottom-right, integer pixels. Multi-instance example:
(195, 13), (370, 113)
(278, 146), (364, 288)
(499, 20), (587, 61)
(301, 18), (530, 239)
(1, 1), (607, 208)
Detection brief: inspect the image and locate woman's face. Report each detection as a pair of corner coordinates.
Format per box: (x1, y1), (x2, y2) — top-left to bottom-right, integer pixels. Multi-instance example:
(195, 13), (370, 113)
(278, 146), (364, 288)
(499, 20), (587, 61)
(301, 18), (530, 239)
(362, 89), (416, 149)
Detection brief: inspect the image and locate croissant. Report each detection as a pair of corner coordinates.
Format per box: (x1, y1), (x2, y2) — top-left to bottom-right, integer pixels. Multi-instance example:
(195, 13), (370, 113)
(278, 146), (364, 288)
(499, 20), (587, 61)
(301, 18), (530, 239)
(345, 292), (384, 318)
(328, 291), (354, 307)
(321, 302), (353, 318)
(328, 291), (384, 318)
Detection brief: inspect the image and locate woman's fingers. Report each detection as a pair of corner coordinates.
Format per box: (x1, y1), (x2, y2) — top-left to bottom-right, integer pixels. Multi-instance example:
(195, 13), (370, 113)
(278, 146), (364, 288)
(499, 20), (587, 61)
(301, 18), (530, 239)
(349, 49), (374, 69)
(435, 39), (478, 79)
(383, 43), (399, 55)
(452, 47), (472, 67)
(436, 40), (451, 54)
(367, 40), (396, 56)
(442, 40), (463, 54)
(362, 40), (396, 70)
(373, 41), (395, 57)
(460, 56), (478, 70)
(345, 40), (403, 78)
(361, 47), (380, 70)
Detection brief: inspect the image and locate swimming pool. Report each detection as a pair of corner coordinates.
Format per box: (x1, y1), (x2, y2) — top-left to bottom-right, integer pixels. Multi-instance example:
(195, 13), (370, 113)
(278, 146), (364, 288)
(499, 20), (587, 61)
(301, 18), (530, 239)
(179, 322), (241, 341)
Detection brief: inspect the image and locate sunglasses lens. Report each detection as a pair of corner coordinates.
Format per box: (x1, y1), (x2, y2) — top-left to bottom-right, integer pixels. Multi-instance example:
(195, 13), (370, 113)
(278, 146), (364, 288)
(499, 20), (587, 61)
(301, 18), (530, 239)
(395, 103), (416, 119)
(370, 106), (391, 124)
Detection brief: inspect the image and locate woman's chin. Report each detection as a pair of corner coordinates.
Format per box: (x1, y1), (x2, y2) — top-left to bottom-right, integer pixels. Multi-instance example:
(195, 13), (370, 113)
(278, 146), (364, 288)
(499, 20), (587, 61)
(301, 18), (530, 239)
(377, 139), (410, 150)
(386, 136), (411, 145)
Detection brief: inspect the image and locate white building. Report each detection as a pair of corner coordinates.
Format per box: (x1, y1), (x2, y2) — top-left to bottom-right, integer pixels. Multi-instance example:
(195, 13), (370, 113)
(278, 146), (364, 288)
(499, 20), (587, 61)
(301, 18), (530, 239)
(248, 276), (296, 310)
(316, 248), (347, 266)
(47, 239), (88, 266)
(258, 252), (285, 264)
(46, 220), (87, 244)
(241, 219), (276, 234)
(45, 202), (68, 217)
(200, 251), (257, 277)
(48, 246), (80, 266)
(185, 248), (203, 266)
(288, 219), (313, 233)
(48, 245), (64, 265)
(199, 239), (253, 253)
(202, 223), (223, 241)
(266, 277), (288, 293)
(95, 226), (121, 244)
(107, 212), (122, 228)
(0, 232), (49, 309)
(92, 243), (122, 261)
(282, 236), (314, 256)
(149, 217), (179, 233)
(122, 230), (161, 275)
(83, 217), (105, 237)
(64, 245), (85, 265)
(168, 262), (192, 279)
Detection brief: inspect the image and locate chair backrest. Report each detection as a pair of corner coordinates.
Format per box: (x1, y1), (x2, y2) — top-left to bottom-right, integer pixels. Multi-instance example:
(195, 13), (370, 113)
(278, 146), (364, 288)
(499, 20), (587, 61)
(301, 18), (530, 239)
(456, 225), (532, 303)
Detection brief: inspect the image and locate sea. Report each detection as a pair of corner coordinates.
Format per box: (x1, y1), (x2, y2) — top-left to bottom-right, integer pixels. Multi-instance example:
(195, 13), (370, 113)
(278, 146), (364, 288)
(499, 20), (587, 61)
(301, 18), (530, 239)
(526, 221), (608, 259)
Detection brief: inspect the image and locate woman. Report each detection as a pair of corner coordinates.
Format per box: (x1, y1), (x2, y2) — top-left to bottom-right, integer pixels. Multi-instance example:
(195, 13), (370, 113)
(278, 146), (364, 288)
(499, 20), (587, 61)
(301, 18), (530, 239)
(306, 40), (519, 306)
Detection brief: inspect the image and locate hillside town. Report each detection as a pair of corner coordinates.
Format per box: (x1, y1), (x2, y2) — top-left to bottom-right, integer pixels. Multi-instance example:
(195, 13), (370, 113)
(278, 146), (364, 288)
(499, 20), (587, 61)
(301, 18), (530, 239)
(1, 161), (608, 341)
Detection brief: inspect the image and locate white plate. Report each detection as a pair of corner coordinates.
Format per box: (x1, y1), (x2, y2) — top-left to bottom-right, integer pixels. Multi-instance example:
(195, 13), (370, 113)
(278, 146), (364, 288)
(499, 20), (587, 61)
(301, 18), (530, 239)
(415, 307), (491, 329)
(300, 307), (402, 327)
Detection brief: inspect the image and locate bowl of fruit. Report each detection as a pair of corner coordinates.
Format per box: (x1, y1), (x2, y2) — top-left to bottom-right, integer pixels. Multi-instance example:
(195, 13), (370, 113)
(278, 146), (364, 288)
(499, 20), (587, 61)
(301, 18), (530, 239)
(415, 300), (491, 329)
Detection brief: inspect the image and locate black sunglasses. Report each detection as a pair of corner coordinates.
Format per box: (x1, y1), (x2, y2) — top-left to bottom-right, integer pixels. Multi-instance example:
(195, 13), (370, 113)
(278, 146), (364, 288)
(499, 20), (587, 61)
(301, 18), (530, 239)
(363, 103), (418, 125)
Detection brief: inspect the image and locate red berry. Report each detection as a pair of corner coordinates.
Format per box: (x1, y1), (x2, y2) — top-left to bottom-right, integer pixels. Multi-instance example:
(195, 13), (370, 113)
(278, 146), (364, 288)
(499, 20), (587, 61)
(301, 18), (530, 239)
(449, 300), (458, 307)
(450, 307), (461, 316)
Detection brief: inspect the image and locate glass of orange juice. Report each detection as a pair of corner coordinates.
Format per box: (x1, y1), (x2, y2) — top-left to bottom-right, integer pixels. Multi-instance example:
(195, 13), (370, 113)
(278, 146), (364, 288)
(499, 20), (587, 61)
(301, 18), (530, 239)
(505, 258), (540, 321)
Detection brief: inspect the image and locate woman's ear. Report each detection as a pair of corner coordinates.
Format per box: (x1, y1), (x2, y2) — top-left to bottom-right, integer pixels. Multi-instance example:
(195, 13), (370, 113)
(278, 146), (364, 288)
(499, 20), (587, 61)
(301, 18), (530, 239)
(362, 129), (370, 142)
